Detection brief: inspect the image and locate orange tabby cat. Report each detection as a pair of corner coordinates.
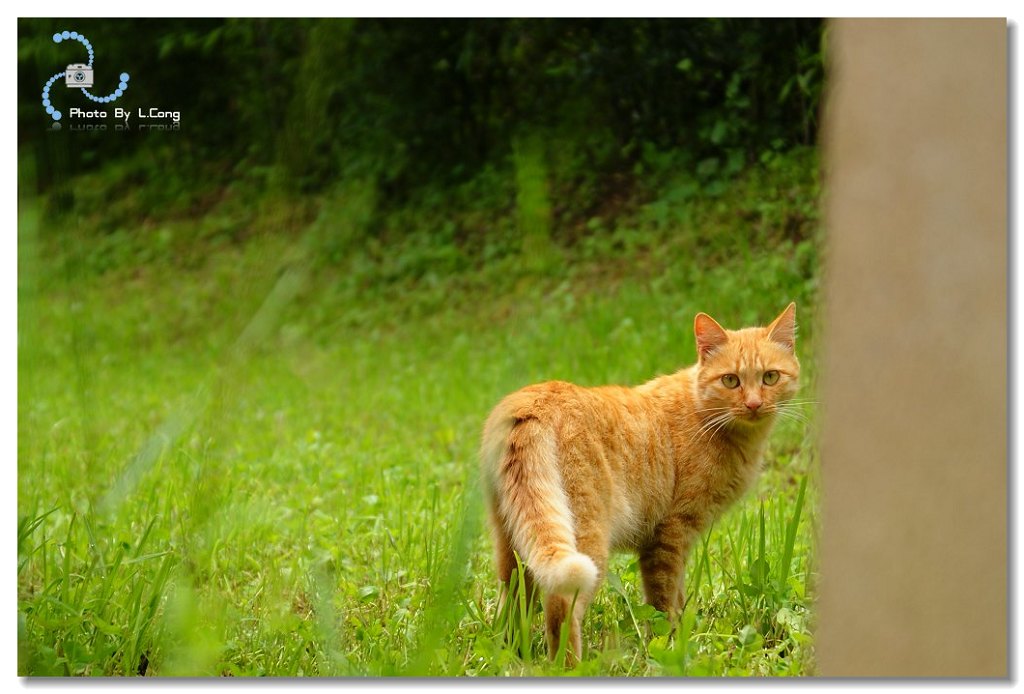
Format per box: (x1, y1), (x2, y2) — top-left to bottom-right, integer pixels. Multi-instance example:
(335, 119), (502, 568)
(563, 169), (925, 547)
(480, 303), (799, 661)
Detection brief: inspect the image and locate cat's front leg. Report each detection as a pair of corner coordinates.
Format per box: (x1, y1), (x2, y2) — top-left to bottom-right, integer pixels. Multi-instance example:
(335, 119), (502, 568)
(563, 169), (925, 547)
(638, 511), (703, 618)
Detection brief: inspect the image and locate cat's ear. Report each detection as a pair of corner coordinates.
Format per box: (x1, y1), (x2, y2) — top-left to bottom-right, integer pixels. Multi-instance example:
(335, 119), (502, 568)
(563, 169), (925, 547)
(766, 302), (797, 351)
(694, 312), (728, 361)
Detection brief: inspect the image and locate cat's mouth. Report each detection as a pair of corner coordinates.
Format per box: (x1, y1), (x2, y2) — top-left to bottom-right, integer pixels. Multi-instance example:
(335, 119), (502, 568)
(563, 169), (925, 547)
(739, 409), (772, 423)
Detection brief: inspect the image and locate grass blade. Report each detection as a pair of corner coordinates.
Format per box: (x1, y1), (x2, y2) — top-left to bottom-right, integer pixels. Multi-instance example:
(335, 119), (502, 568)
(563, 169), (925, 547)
(778, 475), (808, 599)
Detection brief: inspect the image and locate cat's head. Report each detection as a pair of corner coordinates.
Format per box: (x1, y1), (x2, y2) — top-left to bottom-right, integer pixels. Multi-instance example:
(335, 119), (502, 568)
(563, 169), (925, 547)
(692, 303), (801, 429)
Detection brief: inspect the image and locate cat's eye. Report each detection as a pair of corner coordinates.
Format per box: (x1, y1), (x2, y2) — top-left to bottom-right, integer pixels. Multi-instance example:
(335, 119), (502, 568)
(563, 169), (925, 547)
(721, 374), (740, 389)
(763, 370), (780, 385)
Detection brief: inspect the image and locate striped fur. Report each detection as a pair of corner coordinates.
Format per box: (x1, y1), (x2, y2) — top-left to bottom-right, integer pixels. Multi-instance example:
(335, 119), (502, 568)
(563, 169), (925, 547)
(483, 414), (599, 597)
(480, 303), (801, 662)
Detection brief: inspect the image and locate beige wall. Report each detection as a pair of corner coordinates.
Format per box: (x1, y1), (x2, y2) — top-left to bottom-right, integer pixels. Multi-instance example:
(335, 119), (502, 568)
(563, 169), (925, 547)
(819, 19), (1007, 677)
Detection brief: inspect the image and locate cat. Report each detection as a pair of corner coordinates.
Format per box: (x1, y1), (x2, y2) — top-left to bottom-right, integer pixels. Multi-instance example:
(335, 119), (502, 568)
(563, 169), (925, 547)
(480, 303), (800, 662)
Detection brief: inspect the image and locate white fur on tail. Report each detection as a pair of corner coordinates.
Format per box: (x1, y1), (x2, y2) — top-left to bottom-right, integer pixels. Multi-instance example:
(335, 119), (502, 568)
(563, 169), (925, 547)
(482, 414), (598, 597)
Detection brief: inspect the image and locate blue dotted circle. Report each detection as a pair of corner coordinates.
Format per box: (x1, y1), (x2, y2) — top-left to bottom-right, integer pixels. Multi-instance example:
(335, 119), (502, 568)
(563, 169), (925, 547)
(44, 30), (132, 121)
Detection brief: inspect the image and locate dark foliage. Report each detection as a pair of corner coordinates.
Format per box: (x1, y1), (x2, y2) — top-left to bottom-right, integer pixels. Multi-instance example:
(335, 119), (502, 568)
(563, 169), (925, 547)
(20, 18), (824, 201)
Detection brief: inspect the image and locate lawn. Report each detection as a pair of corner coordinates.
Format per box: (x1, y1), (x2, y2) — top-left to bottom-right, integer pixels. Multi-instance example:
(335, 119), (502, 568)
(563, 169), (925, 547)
(18, 147), (821, 676)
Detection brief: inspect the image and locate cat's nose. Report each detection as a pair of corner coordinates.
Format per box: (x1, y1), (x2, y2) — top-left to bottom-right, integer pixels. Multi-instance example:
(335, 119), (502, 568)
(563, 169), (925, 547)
(745, 400), (762, 412)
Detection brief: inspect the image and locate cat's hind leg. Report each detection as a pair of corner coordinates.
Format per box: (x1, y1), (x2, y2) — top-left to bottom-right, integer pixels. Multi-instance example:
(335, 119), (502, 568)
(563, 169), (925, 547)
(490, 501), (538, 616)
(544, 593), (577, 662)
(639, 512), (702, 618)
(544, 529), (609, 664)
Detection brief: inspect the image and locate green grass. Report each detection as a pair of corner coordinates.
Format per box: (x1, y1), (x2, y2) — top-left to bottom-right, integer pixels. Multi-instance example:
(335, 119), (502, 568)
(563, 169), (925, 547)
(18, 148), (821, 676)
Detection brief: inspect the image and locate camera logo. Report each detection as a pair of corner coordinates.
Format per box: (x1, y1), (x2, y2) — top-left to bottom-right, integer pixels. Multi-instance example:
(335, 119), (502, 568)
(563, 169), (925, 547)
(41, 30), (130, 122)
(65, 63), (93, 88)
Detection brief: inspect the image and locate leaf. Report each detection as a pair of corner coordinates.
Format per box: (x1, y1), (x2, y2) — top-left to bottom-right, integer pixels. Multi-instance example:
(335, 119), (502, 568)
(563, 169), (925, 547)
(737, 624), (760, 647)
(651, 617), (672, 636)
(634, 603), (656, 620)
(726, 149), (746, 176)
(703, 180), (728, 197)
(696, 157), (720, 178)
(778, 475), (808, 597)
(778, 78), (794, 103)
(749, 557), (771, 589)
(647, 635), (671, 662)
(775, 606), (804, 633)
(736, 582), (760, 598)
(709, 120), (729, 145)
(87, 613), (120, 636)
(605, 571), (627, 598)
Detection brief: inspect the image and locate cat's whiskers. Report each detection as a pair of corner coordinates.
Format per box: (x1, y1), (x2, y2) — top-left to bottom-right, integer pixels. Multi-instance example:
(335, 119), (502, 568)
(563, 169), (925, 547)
(694, 402), (811, 438)
(707, 414), (735, 440)
(692, 415), (725, 440)
(775, 401), (812, 415)
(774, 410), (807, 426)
(685, 406), (735, 437)
(765, 403), (810, 425)
(766, 403), (806, 417)
(692, 411), (733, 442)
(691, 406), (736, 425)
(694, 411), (735, 442)
(693, 399), (814, 434)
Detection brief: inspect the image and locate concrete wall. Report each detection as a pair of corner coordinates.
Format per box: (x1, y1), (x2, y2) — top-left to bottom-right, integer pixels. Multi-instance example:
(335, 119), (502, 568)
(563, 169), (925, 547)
(819, 18), (1007, 677)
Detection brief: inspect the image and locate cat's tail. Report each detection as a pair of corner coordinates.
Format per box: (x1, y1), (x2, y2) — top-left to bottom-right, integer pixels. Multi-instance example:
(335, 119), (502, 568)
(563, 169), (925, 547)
(482, 413), (598, 597)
